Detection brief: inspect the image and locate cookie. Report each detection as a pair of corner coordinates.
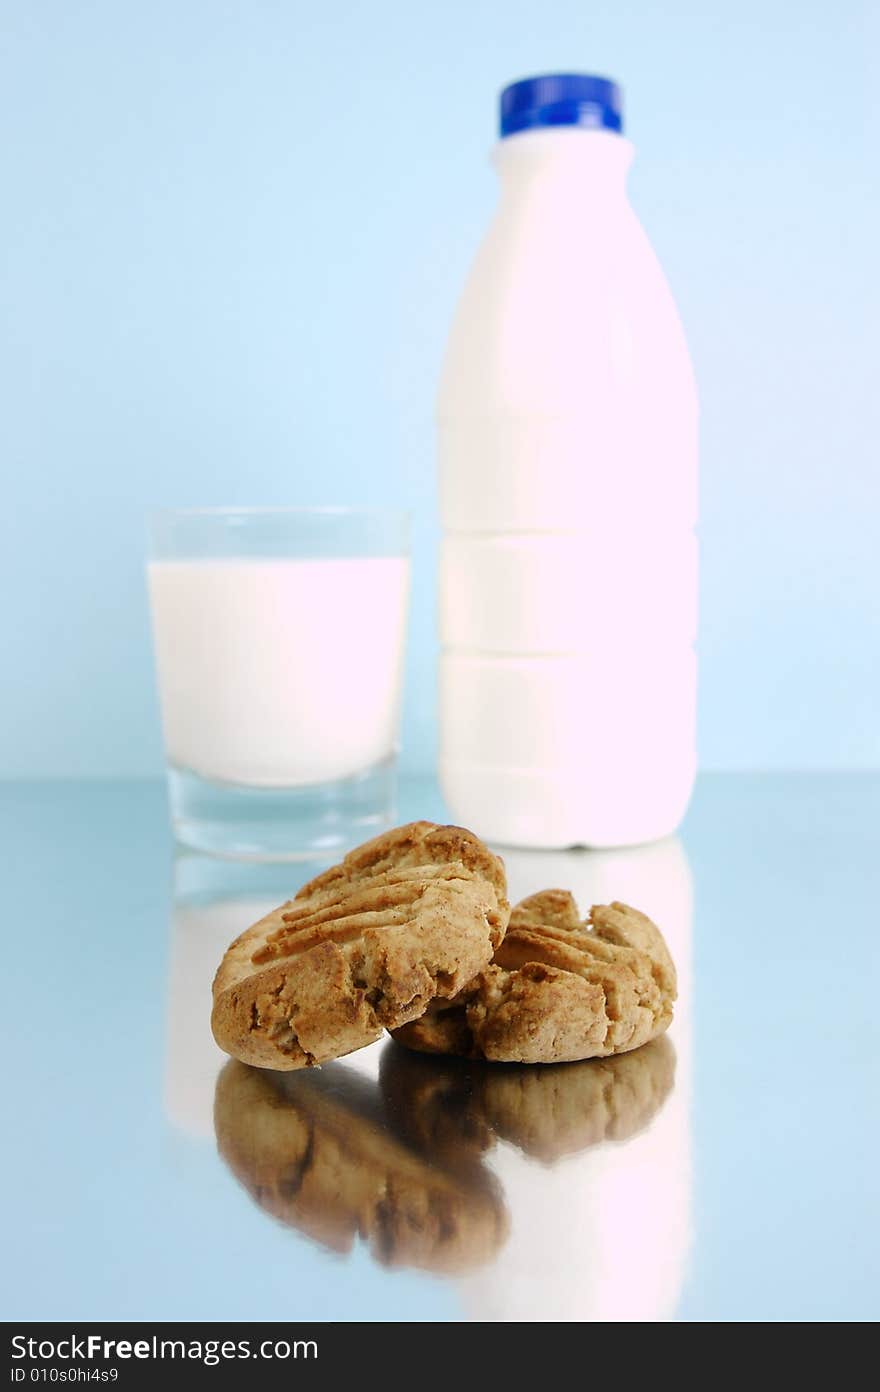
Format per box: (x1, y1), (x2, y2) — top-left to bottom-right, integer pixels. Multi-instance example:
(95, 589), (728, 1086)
(211, 821), (509, 1070)
(214, 1059), (507, 1273)
(391, 891), (676, 1064)
(381, 1035), (676, 1165)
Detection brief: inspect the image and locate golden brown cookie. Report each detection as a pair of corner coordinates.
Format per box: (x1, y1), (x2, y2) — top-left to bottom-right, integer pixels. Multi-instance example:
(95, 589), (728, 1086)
(381, 1036), (676, 1165)
(391, 891), (676, 1064)
(211, 821), (509, 1070)
(214, 1059), (507, 1273)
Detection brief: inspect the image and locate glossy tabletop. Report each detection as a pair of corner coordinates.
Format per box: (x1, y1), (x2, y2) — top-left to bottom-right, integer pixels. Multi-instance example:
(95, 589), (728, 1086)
(2, 774), (878, 1322)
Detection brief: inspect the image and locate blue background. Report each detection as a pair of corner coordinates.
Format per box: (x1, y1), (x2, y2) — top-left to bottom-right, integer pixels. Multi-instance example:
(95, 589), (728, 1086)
(2, 0), (877, 777)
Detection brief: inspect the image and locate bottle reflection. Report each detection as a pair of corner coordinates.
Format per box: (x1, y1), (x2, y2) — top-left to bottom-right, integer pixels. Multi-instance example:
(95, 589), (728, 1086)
(165, 852), (329, 1138)
(454, 836), (694, 1321)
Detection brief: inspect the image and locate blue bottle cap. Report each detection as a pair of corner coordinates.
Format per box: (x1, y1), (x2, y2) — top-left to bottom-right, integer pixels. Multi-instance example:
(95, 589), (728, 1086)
(499, 73), (623, 138)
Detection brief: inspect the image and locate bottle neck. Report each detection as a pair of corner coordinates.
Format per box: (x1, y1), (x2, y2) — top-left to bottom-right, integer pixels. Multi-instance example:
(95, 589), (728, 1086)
(492, 127), (634, 195)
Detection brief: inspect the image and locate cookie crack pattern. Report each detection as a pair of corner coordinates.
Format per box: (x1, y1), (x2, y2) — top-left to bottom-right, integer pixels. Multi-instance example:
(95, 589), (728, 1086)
(251, 873), (494, 966)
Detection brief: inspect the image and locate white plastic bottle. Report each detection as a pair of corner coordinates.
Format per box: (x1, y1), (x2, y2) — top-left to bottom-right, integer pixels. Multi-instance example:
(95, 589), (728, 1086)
(438, 74), (698, 848)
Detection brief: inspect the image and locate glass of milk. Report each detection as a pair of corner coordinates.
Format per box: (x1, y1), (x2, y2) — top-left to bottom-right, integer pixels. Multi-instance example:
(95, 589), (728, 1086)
(147, 507), (411, 859)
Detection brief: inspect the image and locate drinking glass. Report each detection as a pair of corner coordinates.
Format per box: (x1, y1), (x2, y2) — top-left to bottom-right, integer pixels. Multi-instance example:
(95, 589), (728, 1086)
(147, 507), (411, 859)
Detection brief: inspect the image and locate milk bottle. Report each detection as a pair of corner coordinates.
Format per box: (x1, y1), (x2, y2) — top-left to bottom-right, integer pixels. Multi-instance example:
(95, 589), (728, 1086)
(438, 75), (698, 847)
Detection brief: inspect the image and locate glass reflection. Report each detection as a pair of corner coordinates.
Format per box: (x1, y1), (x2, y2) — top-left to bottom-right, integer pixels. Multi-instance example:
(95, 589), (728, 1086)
(165, 852), (330, 1137)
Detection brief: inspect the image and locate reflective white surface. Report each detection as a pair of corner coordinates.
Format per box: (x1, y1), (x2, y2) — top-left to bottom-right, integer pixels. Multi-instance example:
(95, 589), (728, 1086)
(3, 775), (878, 1321)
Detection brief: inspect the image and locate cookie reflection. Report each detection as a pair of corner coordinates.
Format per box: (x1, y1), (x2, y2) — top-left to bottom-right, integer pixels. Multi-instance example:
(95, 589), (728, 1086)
(215, 1032), (676, 1280)
(214, 1059), (508, 1274)
(380, 1036), (675, 1166)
